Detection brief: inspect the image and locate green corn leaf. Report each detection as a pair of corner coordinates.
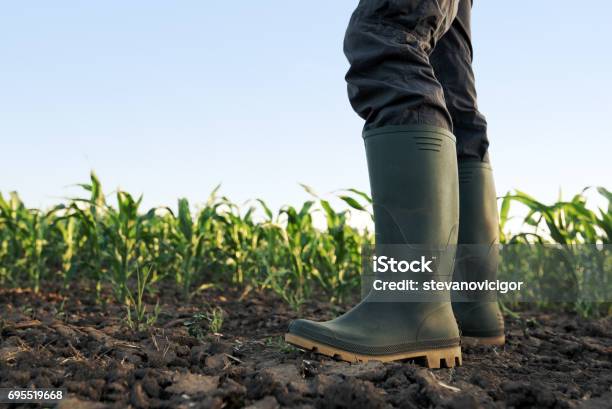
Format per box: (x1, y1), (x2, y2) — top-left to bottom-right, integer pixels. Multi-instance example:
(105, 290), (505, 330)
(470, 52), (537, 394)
(338, 195), (367, 212)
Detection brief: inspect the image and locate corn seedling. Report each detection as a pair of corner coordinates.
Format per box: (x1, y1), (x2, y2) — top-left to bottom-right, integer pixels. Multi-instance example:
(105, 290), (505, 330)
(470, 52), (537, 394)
(125, 265), (160, 331)
(184, 306), (224, 339)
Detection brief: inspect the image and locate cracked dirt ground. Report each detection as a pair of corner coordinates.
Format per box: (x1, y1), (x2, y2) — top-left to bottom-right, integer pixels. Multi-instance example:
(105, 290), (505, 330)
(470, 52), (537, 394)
(1, 286), (611, 408)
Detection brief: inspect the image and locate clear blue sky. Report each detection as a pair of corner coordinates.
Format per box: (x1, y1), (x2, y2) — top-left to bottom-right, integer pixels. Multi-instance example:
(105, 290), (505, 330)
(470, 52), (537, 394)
(1, 1), (611, 218)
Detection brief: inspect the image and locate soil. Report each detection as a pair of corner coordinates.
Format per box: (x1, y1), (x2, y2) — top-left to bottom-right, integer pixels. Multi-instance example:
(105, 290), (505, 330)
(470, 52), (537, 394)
(1, 284), (611, 409)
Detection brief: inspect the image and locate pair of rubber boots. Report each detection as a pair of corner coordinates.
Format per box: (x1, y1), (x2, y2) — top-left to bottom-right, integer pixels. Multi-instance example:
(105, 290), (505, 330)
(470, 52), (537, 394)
(285, 126), (504, 368)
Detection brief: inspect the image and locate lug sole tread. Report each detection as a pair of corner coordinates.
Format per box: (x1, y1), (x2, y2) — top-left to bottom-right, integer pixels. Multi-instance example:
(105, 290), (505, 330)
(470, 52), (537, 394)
(285, 333), (462, 368)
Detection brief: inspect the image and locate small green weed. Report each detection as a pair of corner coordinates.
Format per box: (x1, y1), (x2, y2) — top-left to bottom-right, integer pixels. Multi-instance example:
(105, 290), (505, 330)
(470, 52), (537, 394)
(185, 306), (225, 340)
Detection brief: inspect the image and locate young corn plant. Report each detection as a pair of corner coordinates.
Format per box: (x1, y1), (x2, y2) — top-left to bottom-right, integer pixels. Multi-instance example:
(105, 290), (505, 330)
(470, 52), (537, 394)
(105, 190), (154, 303)
(300, 185), (373, 303)
(125, 265), (160, 331)
(173, 198), (205, 298)
(184, 306), (224, 339)
(67, 172), (107, 299)
(0, 193), (24, 286)
(55, 216), (77, 288)
(23, 209), (47, 293)
(207, 306), (224, 335)
(265, 199), (322, 308)
(219, 199), (263, 286)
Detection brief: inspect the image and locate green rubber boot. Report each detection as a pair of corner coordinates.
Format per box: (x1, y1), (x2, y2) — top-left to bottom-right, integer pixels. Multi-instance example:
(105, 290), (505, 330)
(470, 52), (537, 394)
(452, 156), (505, 346)
(286, 125), (463, 368)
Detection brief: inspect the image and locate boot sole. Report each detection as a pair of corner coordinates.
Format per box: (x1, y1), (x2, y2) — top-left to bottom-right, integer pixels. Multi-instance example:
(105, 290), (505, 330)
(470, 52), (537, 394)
(285, 333), (462, 368)
(461, 334), (505, 346)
